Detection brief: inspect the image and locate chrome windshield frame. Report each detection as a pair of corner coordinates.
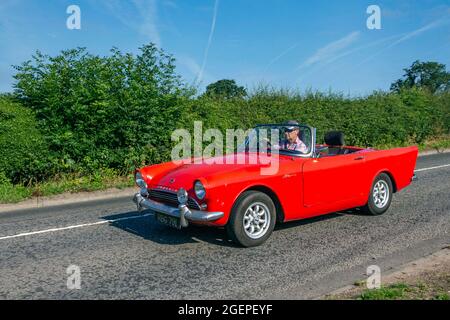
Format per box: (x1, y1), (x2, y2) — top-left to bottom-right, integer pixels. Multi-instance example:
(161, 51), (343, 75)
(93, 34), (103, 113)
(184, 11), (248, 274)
(244, 124), (316, 158)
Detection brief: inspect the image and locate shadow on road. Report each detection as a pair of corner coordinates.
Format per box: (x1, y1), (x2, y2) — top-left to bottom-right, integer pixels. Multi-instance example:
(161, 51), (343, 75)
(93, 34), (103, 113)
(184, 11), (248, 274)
(102, 207), (366, 247)
(101, 210), (237, 247)
(271, 208), (366, 231)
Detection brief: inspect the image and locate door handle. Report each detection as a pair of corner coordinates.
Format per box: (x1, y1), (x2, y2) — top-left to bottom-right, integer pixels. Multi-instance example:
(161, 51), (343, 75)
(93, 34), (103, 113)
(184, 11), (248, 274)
(354, 156), (365, 160)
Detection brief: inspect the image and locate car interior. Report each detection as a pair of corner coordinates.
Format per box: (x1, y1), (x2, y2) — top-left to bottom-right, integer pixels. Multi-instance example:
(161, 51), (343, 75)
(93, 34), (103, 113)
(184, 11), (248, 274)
(316, 131), (361, 157)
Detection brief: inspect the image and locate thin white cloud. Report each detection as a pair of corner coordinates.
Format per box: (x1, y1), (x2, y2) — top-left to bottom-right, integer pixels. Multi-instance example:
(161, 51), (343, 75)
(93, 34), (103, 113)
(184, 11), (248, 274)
(357, 17), (450, 66)
(196, 0), (219, 84)
(100, 0), (161, 48)
(326, 33), (405, 65)
(391, 19), (445, 44)
(296, 33), (405, 84)
(263, 43), (299, 74)
(299, 31), (360, 69)
(162, 0), (178, 9)
(179, 55), (213, 85)
(180, 56), (202, 76)
(133, 0), (161, 47)
(0, 0), (19, 11)
(0, 0), (21, 31)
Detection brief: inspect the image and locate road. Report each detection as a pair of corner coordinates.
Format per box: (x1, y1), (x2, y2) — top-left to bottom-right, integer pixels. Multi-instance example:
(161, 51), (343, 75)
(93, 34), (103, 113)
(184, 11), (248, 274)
(0, 153), (449, 299)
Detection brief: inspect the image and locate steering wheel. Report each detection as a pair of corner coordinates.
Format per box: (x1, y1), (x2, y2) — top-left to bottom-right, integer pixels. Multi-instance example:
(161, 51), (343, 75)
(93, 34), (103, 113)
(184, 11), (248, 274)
(316, 146), (329, 158)
(261, 137), (272, 147)
(259, 137), (274, 153)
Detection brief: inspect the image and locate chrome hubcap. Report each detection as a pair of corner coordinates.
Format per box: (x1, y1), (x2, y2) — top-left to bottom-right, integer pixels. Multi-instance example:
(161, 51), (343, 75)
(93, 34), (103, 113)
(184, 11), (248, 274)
(373, 180), (389, 209)
(243, 202), (270, 239)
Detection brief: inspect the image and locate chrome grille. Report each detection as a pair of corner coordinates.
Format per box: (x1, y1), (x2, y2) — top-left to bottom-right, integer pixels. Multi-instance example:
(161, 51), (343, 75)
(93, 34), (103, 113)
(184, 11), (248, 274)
(148, 189), (200, 210)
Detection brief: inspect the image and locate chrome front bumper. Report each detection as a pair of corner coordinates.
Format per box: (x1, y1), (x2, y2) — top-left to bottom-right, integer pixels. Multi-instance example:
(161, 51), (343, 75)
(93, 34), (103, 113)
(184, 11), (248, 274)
(133, 192), (224, 228)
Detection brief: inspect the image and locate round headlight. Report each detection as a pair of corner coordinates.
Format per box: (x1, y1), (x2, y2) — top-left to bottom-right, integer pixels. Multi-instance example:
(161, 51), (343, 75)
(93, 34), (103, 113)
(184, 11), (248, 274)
(194, 180), (206, 200)
(177, 188), (188, 205)
(135, 172), (147, 189)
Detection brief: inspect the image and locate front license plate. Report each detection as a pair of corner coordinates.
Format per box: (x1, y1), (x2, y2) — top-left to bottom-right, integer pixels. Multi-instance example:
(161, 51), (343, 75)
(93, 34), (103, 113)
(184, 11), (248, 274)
(156, 213), (181, 229)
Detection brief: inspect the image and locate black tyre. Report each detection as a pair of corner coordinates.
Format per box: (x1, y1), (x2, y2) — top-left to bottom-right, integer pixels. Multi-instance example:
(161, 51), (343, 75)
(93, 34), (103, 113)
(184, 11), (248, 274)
(226, 191), (276, 247)
(362, 173), (393, 215)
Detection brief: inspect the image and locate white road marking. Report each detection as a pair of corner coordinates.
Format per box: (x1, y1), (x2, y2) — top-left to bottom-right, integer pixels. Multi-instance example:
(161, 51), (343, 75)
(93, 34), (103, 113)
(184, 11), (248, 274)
(1, 163), (449, 242)
(414, 164), (450, 173)
(0, 213), (153, 241)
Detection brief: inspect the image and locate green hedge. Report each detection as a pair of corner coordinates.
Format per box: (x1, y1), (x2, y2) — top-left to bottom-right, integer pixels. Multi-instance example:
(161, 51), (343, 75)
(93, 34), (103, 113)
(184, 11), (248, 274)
(13, 45), (192, 177)
(3, 87), (448, 185)
(4, 44), (449, 186)
(0, 97), (52, 184)
(179, 87), (448, 148)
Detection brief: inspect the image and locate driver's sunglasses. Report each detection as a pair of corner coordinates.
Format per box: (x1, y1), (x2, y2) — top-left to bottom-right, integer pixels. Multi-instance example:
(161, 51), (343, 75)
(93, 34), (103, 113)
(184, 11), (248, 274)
(284, 128), (296, 133)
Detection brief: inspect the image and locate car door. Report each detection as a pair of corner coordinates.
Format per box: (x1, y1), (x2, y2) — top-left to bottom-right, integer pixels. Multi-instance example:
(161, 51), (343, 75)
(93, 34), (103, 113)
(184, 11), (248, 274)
(302, 153), (367, 208)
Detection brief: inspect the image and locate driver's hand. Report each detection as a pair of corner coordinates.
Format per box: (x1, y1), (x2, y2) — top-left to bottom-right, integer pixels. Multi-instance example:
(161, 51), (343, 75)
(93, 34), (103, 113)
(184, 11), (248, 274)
(261, 138), (278, 150)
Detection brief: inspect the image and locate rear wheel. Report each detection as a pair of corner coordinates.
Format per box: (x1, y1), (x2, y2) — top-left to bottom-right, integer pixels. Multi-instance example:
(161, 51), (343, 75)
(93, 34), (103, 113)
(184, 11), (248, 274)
(362, 173), (393, 215)
(226, 191), (276, 247)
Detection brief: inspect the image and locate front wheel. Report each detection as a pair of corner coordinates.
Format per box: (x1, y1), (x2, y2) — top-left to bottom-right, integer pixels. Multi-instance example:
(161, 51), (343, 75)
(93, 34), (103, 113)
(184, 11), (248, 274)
(226, 191), (276, 247)
(362, 173), (393, 215)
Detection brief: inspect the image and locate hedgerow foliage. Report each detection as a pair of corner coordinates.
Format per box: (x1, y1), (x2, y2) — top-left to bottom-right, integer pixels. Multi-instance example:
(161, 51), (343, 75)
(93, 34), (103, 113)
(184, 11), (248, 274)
(0, 97), (50, 183)
(13, 44), (192, 179)
(2, 44), (449, 185)
(180, 87), (448, 148)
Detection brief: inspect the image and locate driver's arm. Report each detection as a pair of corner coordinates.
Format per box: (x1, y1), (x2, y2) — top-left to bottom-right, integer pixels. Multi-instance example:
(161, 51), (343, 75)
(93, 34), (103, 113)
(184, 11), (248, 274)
(261, 137), (282, 150)
(297, 140), (308, 153)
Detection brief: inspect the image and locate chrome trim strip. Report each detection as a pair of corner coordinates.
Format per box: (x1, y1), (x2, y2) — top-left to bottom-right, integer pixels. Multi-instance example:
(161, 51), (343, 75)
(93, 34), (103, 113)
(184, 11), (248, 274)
(149, 188), (201, 210)
(252, 124), (317, 158)
(133, 193), (224, 227)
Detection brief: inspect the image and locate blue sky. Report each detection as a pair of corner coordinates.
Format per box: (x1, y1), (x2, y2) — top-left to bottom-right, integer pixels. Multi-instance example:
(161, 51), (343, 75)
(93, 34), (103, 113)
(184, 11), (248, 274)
(1, 0), (449, 95)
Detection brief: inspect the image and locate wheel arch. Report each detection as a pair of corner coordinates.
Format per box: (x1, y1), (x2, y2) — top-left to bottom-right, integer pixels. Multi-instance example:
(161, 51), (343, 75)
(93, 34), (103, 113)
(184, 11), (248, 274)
(374, 170), (398, 193)
(239, 185), (285, 224)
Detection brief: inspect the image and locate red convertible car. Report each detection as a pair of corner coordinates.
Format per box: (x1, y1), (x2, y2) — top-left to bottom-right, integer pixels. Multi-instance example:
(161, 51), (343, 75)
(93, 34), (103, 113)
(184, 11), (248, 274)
(133, 124), (418, 247)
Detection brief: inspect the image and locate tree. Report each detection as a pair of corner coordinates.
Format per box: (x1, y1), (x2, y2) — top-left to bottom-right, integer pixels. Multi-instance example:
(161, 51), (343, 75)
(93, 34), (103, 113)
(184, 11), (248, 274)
(390, 60), (450, 94)
(204, 79), (247, 99)
(13, 43), (192, 173)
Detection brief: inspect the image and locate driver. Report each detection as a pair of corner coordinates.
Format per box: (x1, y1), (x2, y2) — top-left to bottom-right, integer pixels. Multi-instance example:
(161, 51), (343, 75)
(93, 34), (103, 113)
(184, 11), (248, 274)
(279, 120), (308, 153)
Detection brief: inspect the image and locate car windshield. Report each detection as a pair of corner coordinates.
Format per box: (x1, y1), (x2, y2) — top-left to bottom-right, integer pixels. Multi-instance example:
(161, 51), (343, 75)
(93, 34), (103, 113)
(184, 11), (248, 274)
(240, 124), (313, 156)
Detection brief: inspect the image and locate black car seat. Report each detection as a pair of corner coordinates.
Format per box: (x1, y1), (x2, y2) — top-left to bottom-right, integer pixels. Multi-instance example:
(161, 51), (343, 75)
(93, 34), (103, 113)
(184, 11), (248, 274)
(324, 131), (349, 155)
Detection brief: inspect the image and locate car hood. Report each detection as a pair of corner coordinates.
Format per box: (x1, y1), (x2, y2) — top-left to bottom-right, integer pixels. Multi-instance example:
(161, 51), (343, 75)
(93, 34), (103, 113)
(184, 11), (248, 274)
(149, 153), (290, 190)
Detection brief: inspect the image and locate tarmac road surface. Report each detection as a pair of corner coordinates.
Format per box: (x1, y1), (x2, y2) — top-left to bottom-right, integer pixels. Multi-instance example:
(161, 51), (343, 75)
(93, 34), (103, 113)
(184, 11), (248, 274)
(0, 153), (449, 299)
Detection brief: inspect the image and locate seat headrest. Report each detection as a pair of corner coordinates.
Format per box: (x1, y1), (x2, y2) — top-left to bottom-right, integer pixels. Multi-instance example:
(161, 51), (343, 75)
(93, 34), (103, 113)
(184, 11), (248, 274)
(324, 131), (345, 146)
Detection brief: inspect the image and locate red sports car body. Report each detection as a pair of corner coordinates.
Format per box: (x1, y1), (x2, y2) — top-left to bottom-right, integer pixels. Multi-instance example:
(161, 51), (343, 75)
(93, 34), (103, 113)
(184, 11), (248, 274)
(133, 124), (418, 247)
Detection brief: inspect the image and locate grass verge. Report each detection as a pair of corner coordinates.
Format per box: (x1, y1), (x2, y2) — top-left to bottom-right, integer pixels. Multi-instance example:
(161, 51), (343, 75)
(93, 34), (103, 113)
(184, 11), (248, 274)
(357, 281), (449, 300)
(328, 249), (450, 300)
(375, 135), (450, 152)
(0, 170), (134, 204)
(417, 136), (450, 151)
